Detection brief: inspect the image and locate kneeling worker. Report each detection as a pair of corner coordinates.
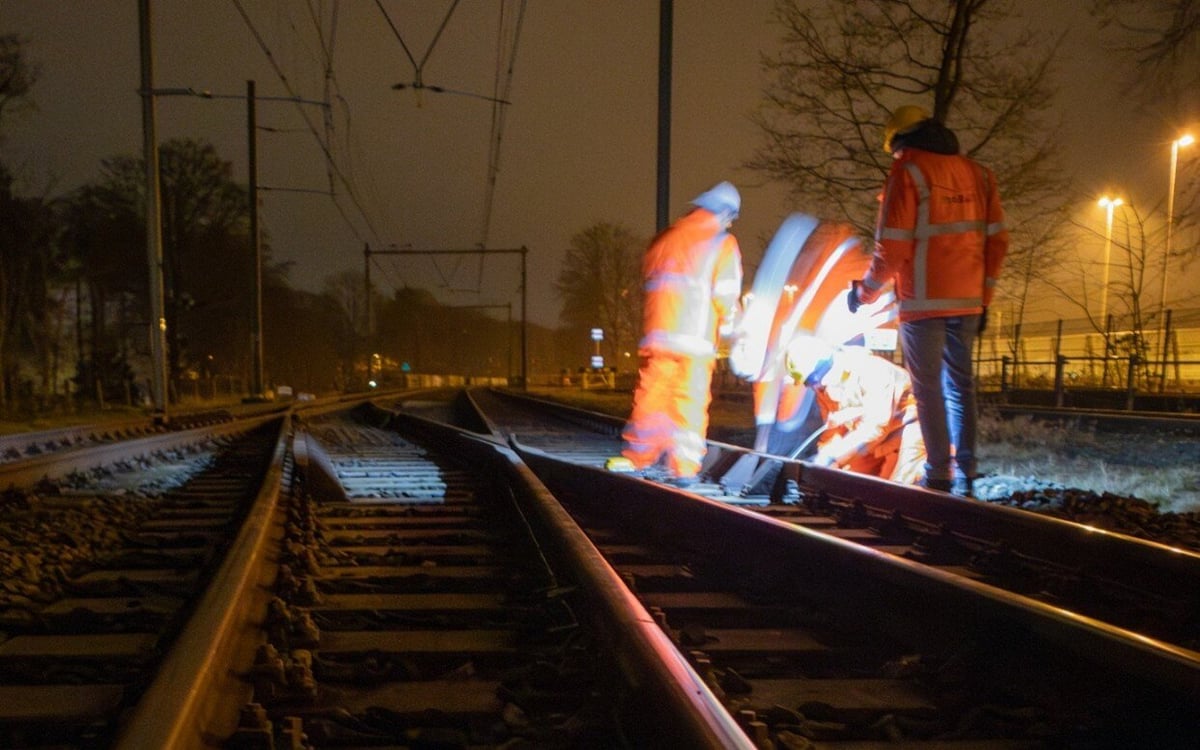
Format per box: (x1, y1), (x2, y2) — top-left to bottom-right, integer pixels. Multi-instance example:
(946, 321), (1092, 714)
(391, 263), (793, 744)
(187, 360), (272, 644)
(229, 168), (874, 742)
(784, 334), (925, 486)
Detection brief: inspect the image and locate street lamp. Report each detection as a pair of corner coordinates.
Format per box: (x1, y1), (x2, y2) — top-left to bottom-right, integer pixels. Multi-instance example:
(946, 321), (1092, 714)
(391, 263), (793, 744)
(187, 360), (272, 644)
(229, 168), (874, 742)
(1098, 195), (1123, 332)
(1160, 133), (1194, 384)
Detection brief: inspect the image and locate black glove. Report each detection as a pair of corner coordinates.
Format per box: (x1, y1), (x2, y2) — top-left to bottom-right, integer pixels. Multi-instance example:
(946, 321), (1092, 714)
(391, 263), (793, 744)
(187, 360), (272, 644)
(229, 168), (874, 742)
(846, 280), (863, 314)
(978, 307), (988, 334)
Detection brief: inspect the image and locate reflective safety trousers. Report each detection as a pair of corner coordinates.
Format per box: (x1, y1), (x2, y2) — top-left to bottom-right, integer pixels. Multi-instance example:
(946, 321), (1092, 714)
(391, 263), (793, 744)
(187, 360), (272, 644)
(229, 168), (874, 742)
(621, 352), (715, 478)
(811, 348), (925, 485)
(860, 148), (1009, 322)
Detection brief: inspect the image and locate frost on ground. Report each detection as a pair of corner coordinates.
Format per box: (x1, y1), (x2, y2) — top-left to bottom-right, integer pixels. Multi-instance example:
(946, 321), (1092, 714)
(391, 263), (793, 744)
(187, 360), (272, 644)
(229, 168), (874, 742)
(529, 388), (1200, 552)
(975, 411), (1200, 516)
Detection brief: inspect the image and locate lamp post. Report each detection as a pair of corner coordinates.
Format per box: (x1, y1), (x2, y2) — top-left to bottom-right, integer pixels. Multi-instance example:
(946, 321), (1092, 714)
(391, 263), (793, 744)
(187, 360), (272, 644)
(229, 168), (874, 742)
(1160, 133), (1194, 384)
(1098, 195), (1123, 332)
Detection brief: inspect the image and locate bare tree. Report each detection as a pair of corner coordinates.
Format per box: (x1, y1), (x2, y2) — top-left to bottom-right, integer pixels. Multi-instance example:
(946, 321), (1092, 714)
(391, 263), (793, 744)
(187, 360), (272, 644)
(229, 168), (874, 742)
(0, 35), (57, 413)
(0, 34), (38, 132)
(1091, 0), (1199, 283)
(321, 268), (369, 384)
(62, 138), (252, 399)
(555, 221), (644, 367)
(1037, 202), (1166, 385)
(0, 163), (57, 412)
(1092, 0), (1200, 95)
(748, 0), (1070, 328)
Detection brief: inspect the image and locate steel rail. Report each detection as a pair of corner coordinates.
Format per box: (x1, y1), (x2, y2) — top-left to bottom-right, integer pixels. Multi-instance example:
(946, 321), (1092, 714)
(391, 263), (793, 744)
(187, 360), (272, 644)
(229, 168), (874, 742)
(512, 441), (1200, 702)
(111, 416), (291, 750)
(387, 407), (756, 749)
(0, 412), (283, 489)
(482, 387), (1200, 606)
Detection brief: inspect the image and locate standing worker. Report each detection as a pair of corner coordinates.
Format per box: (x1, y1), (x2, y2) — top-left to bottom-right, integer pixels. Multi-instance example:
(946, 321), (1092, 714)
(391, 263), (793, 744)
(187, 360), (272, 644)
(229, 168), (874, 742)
(784, 335), (925, 485)
(847, 105), (1009, 496)
(616, 181), (744, 487)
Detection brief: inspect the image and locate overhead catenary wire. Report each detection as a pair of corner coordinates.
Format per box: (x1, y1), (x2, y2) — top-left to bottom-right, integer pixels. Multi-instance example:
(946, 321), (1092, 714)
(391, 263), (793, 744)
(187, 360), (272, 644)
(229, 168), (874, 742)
(466, 0), (526, 293)
(375, 0), (459, 75)
(230, 1), (526, 305)
(229, 0), (386, 249)
(371, 0), (525, 296)
(305, 0), (340, 198)
(476, 0), (526, 254)
(377, 0), (510, 105)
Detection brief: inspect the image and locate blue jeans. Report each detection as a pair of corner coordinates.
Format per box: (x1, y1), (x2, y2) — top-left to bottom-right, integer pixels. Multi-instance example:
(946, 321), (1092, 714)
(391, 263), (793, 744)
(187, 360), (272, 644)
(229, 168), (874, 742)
(899, 315), (980, 483)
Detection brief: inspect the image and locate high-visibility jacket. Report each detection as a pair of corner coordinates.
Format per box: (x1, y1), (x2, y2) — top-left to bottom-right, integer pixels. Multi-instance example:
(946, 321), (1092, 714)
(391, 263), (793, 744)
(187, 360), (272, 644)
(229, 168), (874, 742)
(639, 209), (743, 357)
(621, 207), (743, 478)
(806, 346), (925, 484)
(859, 147), (1008, 321)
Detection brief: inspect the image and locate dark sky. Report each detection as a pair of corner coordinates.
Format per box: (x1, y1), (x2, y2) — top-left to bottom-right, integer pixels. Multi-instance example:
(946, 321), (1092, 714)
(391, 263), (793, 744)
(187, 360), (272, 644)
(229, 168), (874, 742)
(1, 2), (1171, 328)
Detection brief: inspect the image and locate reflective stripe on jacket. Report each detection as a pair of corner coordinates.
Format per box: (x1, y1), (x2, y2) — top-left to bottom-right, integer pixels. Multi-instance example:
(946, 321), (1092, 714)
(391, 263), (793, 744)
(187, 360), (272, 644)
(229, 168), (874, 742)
(639, 209), (743, 357)
(859, 148), (1008, 321)
(811, 347), (919, 467)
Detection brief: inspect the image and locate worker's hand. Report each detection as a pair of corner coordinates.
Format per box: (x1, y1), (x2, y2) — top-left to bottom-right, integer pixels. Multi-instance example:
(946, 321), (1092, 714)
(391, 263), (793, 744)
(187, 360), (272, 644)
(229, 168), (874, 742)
(978, 307), (988, 335)
(847, 280), (863, 314)
(812, 453), (838, 468)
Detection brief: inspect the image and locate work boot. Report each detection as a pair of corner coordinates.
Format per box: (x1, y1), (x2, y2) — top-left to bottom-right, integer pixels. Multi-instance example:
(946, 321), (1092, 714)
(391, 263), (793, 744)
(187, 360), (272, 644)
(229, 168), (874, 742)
(919, 477), (952, 493)
(605, 457), (636, 473)
(951, 476), (975, 498)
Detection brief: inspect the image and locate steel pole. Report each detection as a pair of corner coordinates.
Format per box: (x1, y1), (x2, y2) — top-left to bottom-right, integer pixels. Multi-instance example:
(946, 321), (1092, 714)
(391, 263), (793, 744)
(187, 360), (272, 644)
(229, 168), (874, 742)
(247, 80), (265, 399)
(138, 0), (169, 423)
(1161, 139), (1182, 387)
(656, 0), (672, 232)
(521, 246), (528, 389)
(1100, 201), (1114, 329)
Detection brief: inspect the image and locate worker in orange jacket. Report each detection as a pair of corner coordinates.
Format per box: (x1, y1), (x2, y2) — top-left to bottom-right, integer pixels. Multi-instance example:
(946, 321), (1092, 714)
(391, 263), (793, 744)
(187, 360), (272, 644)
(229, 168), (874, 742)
(785, 334), (925, 485)
(729, 215), (896, 457)
(848, 105), (1008, 496)
(619, 182), (744, 486)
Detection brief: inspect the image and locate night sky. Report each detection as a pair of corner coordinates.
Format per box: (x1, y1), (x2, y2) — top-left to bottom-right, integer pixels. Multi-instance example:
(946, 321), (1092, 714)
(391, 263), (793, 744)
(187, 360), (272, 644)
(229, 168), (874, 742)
(1, 2), (1170, 328)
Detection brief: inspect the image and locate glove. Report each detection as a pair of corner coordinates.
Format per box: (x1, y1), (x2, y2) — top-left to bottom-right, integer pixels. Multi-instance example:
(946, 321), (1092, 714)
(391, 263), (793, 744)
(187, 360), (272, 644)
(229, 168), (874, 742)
(978, 307), (988, 335)
(846, 280), (863, 314)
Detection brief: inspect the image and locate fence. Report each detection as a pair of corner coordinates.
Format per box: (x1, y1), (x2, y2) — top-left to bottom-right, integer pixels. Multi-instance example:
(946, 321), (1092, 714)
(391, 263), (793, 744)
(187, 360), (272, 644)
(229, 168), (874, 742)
(972, 307), (1200, 411)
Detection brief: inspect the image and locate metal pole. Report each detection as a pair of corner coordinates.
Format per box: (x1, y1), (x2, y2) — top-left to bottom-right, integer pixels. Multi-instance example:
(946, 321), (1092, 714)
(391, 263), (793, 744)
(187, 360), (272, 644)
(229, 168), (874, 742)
(521, 246), (528, 389)
(1160, 309), (1174, 392)
(655, 0), (672, 232)
(1160, 136), (1192, 384)
(138, 0), (168, 423)
(247, 80), (265, 400)
(364, 243), (371, 386)
(1099, 199), (1115, 329)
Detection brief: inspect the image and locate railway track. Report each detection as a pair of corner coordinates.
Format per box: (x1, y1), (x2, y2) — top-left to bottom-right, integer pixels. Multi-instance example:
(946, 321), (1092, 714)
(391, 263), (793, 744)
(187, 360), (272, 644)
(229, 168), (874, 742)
(2, 391), (1199, 747)
(0, 400), (746, 748)
(459, 388), (1200, 649)
(443, 388), (1200, 740)
(0, 415), (288, 748)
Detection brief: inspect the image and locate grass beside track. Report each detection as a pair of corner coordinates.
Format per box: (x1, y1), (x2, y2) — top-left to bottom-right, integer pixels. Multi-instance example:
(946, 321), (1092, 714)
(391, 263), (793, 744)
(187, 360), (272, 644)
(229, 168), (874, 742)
(526, 385), (1200, 516)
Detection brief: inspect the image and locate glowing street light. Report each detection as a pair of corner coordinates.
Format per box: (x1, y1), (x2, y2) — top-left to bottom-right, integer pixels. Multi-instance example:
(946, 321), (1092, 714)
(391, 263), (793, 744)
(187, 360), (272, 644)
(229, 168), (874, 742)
(1159, 133), (1194, 383)
(1098, 195), (1123, 332)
